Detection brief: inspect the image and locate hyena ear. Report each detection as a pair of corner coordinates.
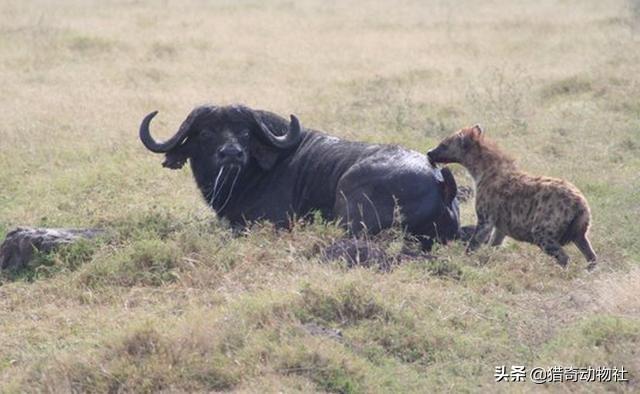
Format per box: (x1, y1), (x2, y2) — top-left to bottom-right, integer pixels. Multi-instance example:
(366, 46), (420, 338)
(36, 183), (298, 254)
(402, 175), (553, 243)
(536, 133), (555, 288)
(471, 124), (484, 138)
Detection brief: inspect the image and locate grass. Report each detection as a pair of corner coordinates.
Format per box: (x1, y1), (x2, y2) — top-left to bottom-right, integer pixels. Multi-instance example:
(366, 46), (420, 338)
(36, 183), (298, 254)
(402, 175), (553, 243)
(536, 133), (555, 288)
(1, 0), (639, 392)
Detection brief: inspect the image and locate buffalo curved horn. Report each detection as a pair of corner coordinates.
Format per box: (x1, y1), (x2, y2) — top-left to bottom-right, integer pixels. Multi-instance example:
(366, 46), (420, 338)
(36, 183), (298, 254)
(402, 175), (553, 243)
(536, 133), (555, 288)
(251, 113), (302, 149)
(139, 107), (214, 153)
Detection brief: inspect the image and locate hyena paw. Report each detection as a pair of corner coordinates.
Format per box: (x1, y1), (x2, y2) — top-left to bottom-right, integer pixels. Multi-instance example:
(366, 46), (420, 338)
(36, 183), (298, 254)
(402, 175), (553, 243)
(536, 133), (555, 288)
(556, 256), (569, 268)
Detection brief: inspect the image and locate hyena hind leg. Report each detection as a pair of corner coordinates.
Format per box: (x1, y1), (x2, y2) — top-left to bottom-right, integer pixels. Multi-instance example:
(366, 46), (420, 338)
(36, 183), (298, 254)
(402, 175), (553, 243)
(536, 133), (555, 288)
(534, 235), (569, 267)
(574, 234), (597, 270)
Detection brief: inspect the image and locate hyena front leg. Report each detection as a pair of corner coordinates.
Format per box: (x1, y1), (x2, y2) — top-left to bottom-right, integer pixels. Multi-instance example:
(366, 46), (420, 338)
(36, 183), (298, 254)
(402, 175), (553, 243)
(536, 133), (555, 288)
(532, 231), (569, 267)
(490, 228), (506, 246)
(466, 214), (493, 254)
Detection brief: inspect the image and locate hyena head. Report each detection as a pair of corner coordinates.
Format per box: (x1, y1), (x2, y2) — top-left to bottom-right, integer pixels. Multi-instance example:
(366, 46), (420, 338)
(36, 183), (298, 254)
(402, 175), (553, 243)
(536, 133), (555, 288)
(427, 125), (483, 166)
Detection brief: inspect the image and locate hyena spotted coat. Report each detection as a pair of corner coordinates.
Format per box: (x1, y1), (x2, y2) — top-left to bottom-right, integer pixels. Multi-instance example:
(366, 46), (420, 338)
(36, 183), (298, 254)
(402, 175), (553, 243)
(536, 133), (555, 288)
(427, 125), (596, 269)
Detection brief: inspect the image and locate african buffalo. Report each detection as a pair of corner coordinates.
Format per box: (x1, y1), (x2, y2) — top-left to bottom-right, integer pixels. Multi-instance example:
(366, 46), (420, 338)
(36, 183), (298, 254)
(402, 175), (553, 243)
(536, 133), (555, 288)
(139, 105), (460, 249)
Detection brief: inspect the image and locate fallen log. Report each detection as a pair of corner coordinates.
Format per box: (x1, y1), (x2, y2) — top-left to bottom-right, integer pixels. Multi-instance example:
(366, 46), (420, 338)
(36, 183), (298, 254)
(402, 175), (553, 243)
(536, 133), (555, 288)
(0, 227), (104, 272)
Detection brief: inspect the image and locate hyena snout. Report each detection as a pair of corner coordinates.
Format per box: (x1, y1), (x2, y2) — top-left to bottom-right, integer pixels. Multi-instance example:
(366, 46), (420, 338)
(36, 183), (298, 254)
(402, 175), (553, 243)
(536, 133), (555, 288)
(427, 146), (453, 166)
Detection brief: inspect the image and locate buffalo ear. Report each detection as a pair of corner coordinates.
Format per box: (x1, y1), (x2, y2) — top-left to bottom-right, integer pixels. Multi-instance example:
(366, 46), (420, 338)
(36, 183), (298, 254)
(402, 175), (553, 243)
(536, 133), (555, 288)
(439, 167), (458, 206)
(162, 148), (188, 169)
(250, 138), (279, 171)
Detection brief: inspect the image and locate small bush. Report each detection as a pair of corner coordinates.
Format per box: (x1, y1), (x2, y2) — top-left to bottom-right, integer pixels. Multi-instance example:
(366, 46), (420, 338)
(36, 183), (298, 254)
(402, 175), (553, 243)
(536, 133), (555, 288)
(296, 282), (393, 325)
(24, 325), (240, 393)
(77, 239), (181, 287)
(355, 320), (439, 365)
(65, 33), (115, 54)
(540, 76), (592, 99)
(538, 315), (640, 369)
(424, 258), (463, 280)
(109, 211), (184, 242)
(277, 344), (364, 394)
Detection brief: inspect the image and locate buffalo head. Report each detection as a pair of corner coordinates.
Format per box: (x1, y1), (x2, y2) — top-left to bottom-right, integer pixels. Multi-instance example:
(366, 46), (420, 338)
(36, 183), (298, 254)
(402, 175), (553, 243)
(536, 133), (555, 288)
(139, 105), (302, 212)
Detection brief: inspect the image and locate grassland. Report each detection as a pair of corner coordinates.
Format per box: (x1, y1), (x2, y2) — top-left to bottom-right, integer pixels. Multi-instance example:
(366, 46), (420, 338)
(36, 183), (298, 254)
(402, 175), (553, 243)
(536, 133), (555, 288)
(1, 0), (639, 392)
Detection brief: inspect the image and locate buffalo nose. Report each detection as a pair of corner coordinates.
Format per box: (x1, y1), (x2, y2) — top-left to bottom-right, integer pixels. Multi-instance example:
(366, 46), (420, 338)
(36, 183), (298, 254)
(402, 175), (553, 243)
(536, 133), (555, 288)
(218, 145), (243, 160)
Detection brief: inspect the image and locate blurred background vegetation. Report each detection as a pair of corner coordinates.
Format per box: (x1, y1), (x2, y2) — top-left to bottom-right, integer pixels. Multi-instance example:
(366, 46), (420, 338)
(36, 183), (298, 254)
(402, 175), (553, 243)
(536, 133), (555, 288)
(0, 0), (639, 392)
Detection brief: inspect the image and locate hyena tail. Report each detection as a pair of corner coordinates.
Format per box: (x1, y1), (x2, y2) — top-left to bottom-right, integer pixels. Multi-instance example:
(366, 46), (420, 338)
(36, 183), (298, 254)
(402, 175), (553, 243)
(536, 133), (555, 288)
(567, 208), (597, 268)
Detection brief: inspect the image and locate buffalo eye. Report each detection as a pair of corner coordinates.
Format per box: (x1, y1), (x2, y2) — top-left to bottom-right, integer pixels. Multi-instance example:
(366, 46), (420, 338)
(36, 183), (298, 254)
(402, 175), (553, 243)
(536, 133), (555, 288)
(238, 130), (250, 143)
(199, 129), (215, 139)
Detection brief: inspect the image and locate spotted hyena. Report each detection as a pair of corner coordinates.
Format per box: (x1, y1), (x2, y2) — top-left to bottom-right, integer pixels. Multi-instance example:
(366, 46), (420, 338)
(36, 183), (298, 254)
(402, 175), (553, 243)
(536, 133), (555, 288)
(427, 125), (596, 269)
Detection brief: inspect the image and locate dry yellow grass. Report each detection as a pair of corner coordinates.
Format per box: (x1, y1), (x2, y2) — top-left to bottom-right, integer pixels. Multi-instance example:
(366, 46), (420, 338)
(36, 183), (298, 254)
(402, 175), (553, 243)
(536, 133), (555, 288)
(1, 0), (639, 392)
